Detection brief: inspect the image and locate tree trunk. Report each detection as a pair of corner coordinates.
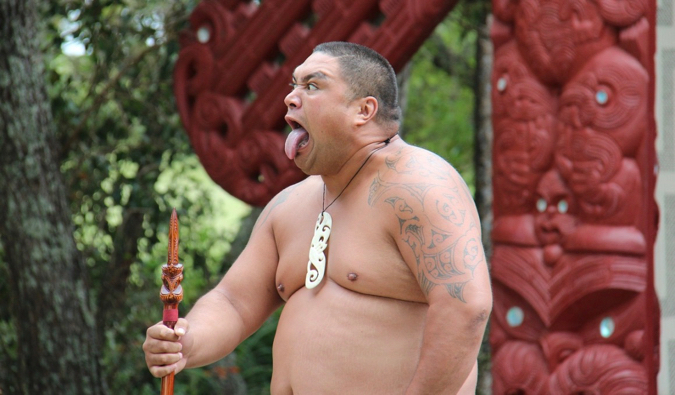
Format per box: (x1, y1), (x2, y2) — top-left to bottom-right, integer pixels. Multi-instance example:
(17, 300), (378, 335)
(0, 0), (108, 393)
(96, 209), (144, 347)
(473, 16), (493, 395)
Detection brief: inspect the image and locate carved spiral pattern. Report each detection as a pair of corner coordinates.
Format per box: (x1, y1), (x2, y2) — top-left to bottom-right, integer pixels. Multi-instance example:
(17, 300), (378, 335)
(174, 0), (460, 206)
(549, 345), (647, 394)
(306, 212), (332, 289)
(490, 0), (656, 392)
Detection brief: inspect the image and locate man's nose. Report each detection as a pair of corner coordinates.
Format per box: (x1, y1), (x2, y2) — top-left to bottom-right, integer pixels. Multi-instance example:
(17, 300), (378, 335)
(284, 89), (300, 109)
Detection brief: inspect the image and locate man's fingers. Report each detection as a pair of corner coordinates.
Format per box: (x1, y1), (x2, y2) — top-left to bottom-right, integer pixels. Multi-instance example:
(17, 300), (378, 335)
(147, 321), (186, 341)
(149, 362), (178, 378)
(147, 351), (187, 378)
(143, 319), (189, 378)
(143, 337), (183, 354)
(144, 342), (184, 377)
(146, 322), (174, 340)
(174, 318), (189, 337)
(146, 350), (183, 367)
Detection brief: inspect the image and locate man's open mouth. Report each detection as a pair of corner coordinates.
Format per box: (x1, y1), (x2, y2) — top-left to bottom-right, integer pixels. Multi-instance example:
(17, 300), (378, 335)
(284, 119), (309, 160)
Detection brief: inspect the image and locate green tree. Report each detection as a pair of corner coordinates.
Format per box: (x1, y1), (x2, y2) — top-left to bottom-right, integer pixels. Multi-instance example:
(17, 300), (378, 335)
(0, 0), (107, 393)
(1, 0), (250, 393)
(403, 0), (490, 190)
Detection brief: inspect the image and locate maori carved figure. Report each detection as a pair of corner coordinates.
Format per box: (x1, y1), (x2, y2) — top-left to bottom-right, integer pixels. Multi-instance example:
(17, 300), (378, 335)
(514, 0), (616, 85)
(160, 208), (184, 395)
(534, 170), (577, 266)
(491, 0), (659, 393)
(174, 0), (460, 206)
(492, 41), (557, 220)
(161, 209), (184, 320)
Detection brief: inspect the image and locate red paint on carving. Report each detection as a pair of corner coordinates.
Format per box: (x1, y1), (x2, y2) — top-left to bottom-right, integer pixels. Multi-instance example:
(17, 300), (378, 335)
(490, 0), (659, 392)
(174, 0), (460, 206)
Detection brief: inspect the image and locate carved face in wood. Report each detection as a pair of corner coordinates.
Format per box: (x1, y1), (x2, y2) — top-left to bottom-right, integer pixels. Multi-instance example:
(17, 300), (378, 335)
(534, 170), (577, 248)
(555, 48), (646, 224)
(514, 0), (616, 85)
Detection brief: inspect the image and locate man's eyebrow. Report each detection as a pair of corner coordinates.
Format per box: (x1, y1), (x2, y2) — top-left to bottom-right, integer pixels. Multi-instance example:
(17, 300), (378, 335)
(294, 71), (328, 83)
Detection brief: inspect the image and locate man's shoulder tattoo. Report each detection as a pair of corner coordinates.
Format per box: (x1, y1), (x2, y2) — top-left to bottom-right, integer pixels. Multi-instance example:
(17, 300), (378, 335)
(368, 149), (484, 303)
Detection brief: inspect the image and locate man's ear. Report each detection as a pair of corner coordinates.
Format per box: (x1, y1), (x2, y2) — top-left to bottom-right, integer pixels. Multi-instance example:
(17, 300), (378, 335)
(354, 96), (378, 126)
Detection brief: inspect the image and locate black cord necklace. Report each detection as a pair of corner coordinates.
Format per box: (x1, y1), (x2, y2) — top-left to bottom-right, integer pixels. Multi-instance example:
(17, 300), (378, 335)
(322, 134), (394, 214)
(306, 134), (396, 289)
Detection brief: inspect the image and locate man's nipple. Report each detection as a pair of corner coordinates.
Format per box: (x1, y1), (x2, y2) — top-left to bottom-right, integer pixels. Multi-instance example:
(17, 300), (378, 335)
(277, 283), (285, 293)
(347, 273), (358, 281)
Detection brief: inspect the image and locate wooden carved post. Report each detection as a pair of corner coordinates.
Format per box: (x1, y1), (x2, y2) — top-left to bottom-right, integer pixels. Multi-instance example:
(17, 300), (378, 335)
(160, 208), (184, 395)
(489, 0), (660, 393)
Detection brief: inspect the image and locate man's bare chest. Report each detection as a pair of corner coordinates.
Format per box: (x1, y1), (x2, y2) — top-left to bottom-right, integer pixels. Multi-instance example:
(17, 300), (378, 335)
(273, 209), (425, 303)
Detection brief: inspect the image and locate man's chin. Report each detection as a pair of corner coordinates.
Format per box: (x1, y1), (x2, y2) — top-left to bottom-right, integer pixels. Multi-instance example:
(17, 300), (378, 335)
(293, 154), (313, 175)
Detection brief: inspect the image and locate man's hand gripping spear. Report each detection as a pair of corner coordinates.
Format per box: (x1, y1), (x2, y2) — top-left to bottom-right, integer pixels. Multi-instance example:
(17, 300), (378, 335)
(160, 208), (183, 395)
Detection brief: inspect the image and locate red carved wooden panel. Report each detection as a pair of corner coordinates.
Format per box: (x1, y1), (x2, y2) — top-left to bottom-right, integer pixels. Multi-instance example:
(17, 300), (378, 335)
(173, 0), (459, 206)
(490, 0), (660, 393)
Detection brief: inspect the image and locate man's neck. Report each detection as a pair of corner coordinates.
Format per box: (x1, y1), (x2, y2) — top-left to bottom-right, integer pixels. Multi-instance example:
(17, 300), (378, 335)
(321, 134), (399, 201)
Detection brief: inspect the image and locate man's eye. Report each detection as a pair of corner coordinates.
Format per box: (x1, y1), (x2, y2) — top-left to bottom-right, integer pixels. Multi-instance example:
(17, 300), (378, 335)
(307, 83), (318, 90)
(289, 82), (298, 90)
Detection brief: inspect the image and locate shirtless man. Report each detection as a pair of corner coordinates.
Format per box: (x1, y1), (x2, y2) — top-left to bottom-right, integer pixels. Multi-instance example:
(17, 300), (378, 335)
(144, 42), (492, 394)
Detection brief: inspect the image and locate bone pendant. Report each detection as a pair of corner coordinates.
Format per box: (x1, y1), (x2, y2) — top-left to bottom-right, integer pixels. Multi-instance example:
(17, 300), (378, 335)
(306, 212), (332, 289)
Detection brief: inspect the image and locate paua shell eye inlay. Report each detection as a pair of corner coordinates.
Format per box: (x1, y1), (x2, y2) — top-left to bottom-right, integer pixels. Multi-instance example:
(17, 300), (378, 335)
(596, 89), (608, 105)
(497, 76), (508, 92)
(600, 317), (615, 338)
(197, 26), (210, 43)
(557, 199), (568, 214)
(506, 306), (524, 327)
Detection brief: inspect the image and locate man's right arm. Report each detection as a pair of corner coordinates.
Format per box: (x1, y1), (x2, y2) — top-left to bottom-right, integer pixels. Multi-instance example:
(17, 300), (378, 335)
(143, 194), (287, 377)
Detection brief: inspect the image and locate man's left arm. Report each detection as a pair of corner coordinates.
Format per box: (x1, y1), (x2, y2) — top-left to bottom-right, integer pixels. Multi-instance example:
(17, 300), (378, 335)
(377, 168), (492, 394)
(405, 253), (492, 394)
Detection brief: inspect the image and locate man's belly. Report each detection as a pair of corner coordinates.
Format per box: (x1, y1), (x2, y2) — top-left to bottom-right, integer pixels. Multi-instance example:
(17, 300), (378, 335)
(270, 280), (427, 395)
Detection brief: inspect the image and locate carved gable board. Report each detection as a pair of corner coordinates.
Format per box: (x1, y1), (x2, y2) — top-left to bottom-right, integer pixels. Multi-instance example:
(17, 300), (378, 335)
(174, 0), (459, 206)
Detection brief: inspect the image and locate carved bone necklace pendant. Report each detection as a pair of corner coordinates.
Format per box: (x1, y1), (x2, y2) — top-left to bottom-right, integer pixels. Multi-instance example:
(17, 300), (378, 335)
(304, 136), (394, 289)
(306, 211), (332, 289)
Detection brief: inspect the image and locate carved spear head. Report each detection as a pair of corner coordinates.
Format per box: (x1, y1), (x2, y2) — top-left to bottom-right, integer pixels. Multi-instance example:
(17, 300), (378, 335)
(160, 208), (183, 305)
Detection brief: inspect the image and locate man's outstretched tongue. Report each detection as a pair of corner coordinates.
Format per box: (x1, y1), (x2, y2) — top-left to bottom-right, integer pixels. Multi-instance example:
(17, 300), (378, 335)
(285, 129), (308, 160)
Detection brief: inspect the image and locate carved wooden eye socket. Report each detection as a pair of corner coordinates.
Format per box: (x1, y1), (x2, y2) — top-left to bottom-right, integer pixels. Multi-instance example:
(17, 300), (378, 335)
(599, 317), (615, 338)
(557, 199), (569, 214)
(595, 89), (609, 105)
(197, 26), (210, 43)
(536, 198), (547, 213)
(497, 76), (508, 92)
(506, 306), (524, 327)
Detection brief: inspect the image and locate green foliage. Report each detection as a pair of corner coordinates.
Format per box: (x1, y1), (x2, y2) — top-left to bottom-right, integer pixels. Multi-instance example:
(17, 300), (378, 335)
(0, 0), (252, 393)
(235, 309), (281, 395)
(403, 7), (483, 192)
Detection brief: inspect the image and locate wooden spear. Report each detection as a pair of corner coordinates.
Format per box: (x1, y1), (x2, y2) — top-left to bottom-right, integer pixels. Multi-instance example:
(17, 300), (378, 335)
(160, 208), (184, 395)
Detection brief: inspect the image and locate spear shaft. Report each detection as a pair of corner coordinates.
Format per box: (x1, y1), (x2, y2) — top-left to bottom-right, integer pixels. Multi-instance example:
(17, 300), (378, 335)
(160, 209), (183, 395)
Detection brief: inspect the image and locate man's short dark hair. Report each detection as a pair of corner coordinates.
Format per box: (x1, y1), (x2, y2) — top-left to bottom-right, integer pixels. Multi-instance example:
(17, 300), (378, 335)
(313, 41), (401, 126)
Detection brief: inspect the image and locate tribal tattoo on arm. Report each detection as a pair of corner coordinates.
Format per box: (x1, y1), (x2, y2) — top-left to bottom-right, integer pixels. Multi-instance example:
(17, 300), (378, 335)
(369, 149), (485, 303)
